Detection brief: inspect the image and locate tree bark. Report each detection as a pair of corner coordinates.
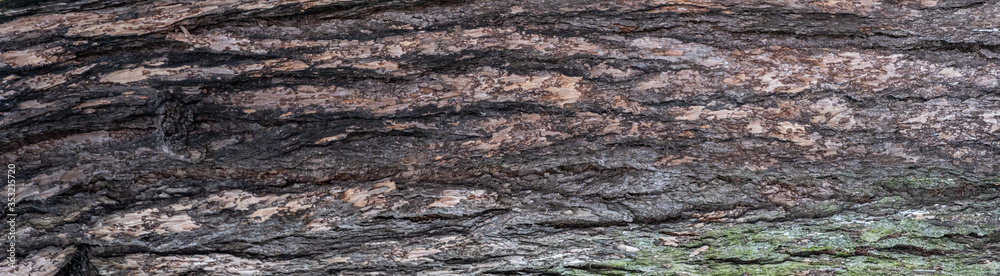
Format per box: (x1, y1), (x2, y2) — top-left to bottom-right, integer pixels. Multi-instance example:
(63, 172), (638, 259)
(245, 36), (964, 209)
(2, 0), (1000, 275)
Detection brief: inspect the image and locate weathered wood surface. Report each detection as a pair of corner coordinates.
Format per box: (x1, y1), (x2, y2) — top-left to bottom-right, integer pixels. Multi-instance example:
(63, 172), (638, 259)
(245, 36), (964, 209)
(1, 0), (999, 275)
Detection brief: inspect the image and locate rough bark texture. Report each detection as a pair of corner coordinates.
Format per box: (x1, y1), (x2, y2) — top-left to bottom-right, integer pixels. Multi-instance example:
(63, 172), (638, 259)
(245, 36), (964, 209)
(2, 0), (1000, 275)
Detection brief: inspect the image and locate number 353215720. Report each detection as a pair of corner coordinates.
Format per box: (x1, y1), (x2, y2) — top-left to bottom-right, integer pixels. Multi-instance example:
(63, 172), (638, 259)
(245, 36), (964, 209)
(6, 164), (14, 213)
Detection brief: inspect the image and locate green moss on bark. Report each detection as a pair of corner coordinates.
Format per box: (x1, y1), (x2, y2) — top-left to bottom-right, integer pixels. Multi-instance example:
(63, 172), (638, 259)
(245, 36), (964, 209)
(558, 201), (1000, 276)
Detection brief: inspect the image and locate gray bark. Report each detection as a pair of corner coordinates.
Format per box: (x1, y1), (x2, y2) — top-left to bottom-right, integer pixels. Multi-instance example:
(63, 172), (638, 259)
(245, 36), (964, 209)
(1, 0), (999, 275)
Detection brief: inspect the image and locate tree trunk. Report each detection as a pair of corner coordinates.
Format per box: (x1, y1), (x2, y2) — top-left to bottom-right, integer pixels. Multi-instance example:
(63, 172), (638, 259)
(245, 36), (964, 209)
(2, 0), (999, 275)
